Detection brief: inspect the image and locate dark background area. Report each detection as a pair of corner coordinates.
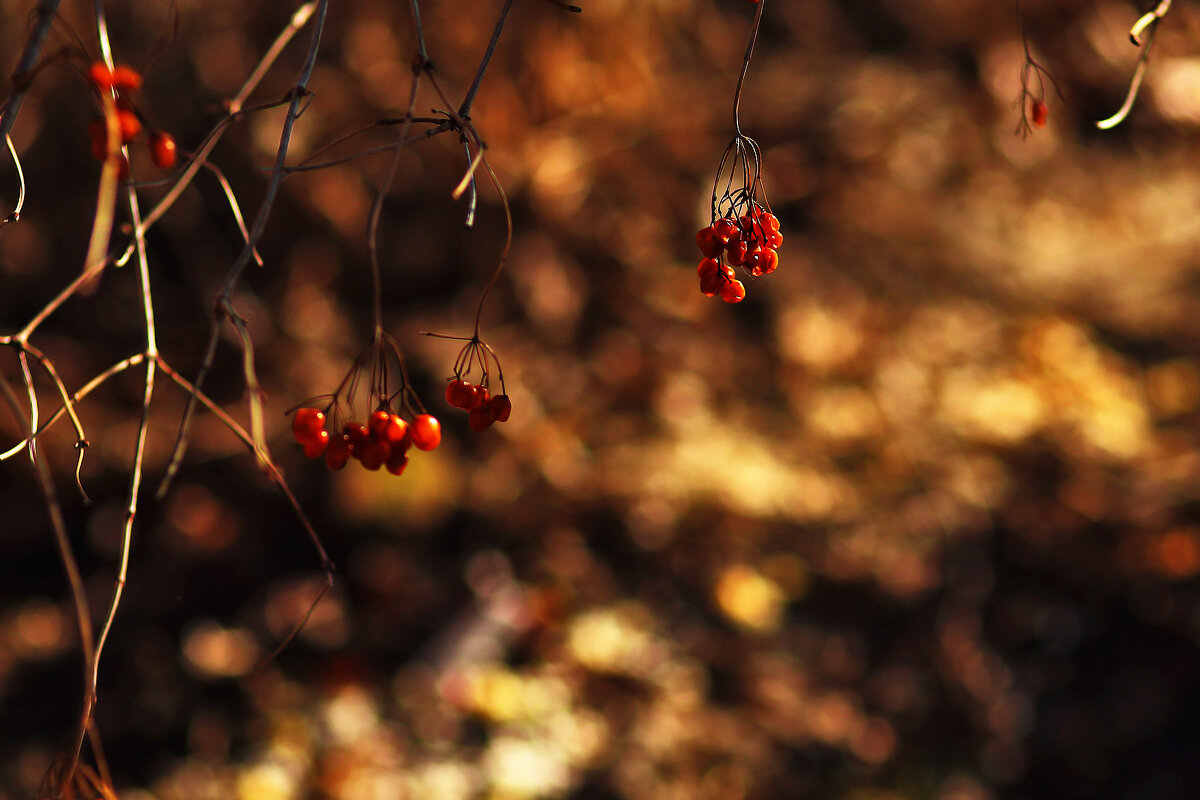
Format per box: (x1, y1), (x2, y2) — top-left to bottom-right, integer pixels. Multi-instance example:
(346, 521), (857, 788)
(3, 1), (1200, 798)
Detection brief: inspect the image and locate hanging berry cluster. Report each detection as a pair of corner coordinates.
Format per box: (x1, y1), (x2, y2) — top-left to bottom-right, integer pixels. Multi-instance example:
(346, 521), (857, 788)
(289, 337), (440, 476)
(85, 62), (178, 176)
(696, 133), (781, 304)
(439, 336), (511, 432)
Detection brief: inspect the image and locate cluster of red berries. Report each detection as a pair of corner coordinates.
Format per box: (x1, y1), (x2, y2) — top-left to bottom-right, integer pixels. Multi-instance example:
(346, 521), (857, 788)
(291, 407), (441, 476)
(444, 379), (511, 432)
(85, 63), (177, 176)
(695, 205), (783, 303)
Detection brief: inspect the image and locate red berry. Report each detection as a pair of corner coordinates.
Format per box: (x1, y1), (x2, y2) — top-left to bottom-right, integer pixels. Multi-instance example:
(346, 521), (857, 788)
(726, 236), (748, 266)
(357, 439), (389, 471)
(411, 414), (441, 451)
(720, 279), (746, 304)
(696, 226), (723, 259)
(713, 218), (737, 243)
(87, 63), (113, 90)
(117, 110), (141, 143)
(368, 410), (392, 439)
(697, 257), (720, 278)
(383, 414), (411, 449)
(489, 394), (512, 423)
(1031, 100), (1048, 127)
(303, 430), (330, 459)
(149, 132), (176, 169)
(467, 385), (490, 410)
(325, 435), (352, 470)
(292, 408), (325, 443)
(343, 422), (370, 454)
(766, 228), (783, 249)
(745, 246), (765, 276)
(446, 379), (473, 409)
(385, 448), (410, 476)
(111, 66), (142, 92)
(700, 271), (724, 297)
(468, 405), (496, 432)
(758, 248), (779, 276)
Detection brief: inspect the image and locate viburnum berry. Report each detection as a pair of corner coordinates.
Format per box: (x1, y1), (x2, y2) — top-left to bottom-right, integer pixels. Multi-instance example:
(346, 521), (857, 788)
(343, 422), (370, 454)
(467, 384), (490, 410)
(1031, 99), (1048, 127)
(410, 414), (442, 451)
(292, 407), (326, 443)
(489, 394), (512, 422)
(468, 405), (497, 432)
(713, 218), (738, 243)
(385, 448), (410, 476)
(87, 63), (142, 93)
(382, 414), (411, 449)
(719, 279), (746, 304)
(303, 430), (330, 459)
(445, 379), (474, 409)
(696, 226), (724, 259)
(357, 438), (389, 471)
(149, 132), (177, 169)
(325, 435), (352, 471)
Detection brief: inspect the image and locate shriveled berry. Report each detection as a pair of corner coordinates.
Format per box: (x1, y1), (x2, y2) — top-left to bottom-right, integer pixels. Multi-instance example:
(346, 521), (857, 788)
(149, 132), (177, 169)
(411, 414), (441, 451)
(720, 279), (746, 304)
(489, 394), (512, 422)
(292, 407), (326, 443)
(696, 226), (723, 259)
(713, 218), (738, 243)
(726, 236), (748, 266)
(303, 430), (330, 459)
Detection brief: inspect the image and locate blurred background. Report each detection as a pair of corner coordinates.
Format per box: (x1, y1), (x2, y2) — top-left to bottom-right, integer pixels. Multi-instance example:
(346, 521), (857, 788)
(3, 0), (1200, 798)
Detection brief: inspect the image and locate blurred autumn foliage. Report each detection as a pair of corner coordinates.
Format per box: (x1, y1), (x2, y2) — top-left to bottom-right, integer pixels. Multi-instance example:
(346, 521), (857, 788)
(3, 0), (1200, 798)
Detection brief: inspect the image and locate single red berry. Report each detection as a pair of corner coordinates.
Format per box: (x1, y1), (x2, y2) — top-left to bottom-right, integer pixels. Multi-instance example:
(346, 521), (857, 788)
(760, 211), (781, 232)
(713, 218), (738, 243)
(758, 248), (779, 276)
(292, 407), (326, 444)
(696, 226), (723, 259)
(325, 435), (352, 470)
(386, 448), (410, 476)
(383, 414), (411, 449)
(411, 414), (442, 451)
(303, 430), (330, 459)
(467, 384), (490, 411)
(110, 65), (143, 93)
(700, 270), (724, 297)
(766, 228), (783, 249)
(468, 405), (496, 432)
(697, 257), (720, 278)
(149, 132), (177, 169)
(720, 279), (746, 304)
(446, 379), (473, 409)
(117, 110), (141, 143)
(726, 236), (748, 266)
(368, 409), (392, 439)
(87, 63), (113, 90)
(489, 394), (512, 422)
(1031, 100), (1048, 127)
